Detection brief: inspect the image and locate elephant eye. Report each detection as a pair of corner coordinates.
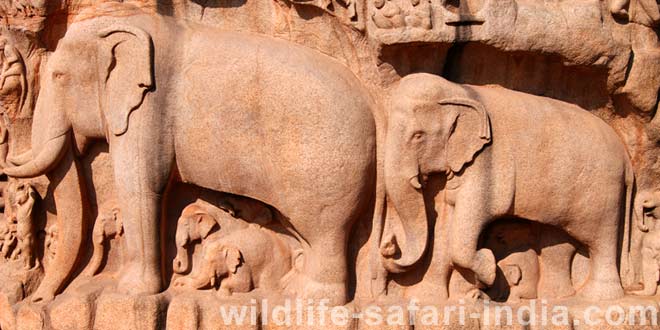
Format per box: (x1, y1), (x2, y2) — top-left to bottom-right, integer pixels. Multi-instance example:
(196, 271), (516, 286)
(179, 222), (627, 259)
(52, 71), (66, 80)
(412, 132), (425, 141)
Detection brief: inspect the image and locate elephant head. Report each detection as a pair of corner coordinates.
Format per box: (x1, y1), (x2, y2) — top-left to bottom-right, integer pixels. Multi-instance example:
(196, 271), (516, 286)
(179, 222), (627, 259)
(635, 189), (660, 233)
(3, 19), (154, 178)
(382, 73), (491, 273)
(173, 239), (243, 289)
(173, 205), (219, 274)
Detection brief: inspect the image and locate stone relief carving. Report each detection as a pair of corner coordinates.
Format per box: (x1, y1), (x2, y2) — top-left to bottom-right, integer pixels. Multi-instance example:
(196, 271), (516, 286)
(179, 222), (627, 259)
(371, 0), (431, 30)
(0, 1), (658, 329)
(379, 73), (631, 301)
(83, 205), (123, 277)
(629, 189), (660, 296)
(174, 222), (296, 296)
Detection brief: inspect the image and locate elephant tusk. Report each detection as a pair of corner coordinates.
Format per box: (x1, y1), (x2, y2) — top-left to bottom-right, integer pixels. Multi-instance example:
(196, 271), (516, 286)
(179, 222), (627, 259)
(409, 175), (422, 190)
(8, 148), (33, 166)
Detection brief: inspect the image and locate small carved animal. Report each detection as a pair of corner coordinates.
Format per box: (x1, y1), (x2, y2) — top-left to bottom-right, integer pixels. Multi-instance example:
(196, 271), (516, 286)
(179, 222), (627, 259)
(44, 224), (57, 261)
(173, 224), (293, 296)
(492, 249), (540, 302)
(84, 207), (123, 276)
(173, 200), (250, 274)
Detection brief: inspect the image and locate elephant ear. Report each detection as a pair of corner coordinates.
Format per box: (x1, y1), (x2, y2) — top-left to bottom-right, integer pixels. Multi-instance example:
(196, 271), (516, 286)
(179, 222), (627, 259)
(502, 264), (522, 286)
(441, 98), (492, 174)
(196, 213), (218, 239)
(97, 25), (154, 136)
(224, 246), (243, 274)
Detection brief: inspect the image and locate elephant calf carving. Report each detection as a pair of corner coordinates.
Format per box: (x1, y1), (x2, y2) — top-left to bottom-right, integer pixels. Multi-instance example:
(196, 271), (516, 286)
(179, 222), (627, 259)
(173, 224), (294, 296)
(84, 206), (123, 276)
(173, 200), (250, 274)
(381, 73), (632, 301)
(492, 249), (539, 303)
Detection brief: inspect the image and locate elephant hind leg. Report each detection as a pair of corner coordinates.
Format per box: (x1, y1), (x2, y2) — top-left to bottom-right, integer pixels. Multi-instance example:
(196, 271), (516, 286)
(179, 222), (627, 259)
(577, 222), (624, 300)
(282, 220), (350, 306)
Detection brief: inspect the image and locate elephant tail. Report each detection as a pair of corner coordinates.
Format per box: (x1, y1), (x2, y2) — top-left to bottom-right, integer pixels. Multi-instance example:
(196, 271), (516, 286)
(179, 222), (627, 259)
(620, 160), (635, 286)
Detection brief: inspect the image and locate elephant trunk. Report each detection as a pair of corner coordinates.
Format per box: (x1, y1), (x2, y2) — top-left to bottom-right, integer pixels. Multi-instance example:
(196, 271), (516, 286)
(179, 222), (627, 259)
(3, 133), (69, 178)
(84, 233), (106, 276)
(173, 228), (190, 274)
(173, 250), (189, 274)
(381, 137), (429, 273)
(634, 192), (656, 233)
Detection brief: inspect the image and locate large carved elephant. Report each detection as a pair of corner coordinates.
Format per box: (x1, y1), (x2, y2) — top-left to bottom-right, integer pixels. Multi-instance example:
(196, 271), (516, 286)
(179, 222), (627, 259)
(379, 73), (632, 300)
(4, 3), (377, 305)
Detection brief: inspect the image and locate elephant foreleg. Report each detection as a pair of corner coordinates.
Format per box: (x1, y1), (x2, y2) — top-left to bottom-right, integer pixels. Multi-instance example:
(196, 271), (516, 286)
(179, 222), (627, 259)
(448, 199), (496, 287)
(31, 148), (87, 303)
(111, 125), (173, 295)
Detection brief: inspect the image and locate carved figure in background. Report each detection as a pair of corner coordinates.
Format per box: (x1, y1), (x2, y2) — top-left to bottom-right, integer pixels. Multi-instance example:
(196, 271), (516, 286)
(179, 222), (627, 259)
(405, 0), (432, 29)
(173, 200), (249, 274)
(0, 36), (28, 118)
(0, 220), (9, 257)
(0, 115), (9, 169)
(372, 0), (406, 29)
(0, 38), (23, 91)
(378, 73), (632, 301)
(44, 224), (57, 261)
(3, 3), (376, 305)
(12, 182), (36, 269)
(84, 207), (123, 276)
(173, 224), (294, 296)
(0, 218), (15, 259)
(610, 0), (660, 113)
(0, 0), (46, 17)
(630, 189), (660, 296)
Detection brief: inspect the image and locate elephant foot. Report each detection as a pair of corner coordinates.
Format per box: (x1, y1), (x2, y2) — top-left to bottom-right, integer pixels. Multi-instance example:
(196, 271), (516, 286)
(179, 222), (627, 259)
(117, 264), (162, 296)
(283, 271), (347, 306)
(473, 249), (496, 286)
(578, 278), (624, 301)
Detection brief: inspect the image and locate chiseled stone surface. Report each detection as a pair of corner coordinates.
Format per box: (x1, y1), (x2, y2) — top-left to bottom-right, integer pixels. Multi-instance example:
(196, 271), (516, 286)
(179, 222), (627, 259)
(0, 0), (660, 329)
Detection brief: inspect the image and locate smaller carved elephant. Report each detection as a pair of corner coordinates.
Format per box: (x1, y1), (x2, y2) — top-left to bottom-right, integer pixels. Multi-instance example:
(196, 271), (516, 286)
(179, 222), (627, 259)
(173, 224), (294, 296)
(173, 200), (250, 274)
(630, 189), (660, 296)
(84, 207), (123, 276)
(491, 249), (540, 303)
